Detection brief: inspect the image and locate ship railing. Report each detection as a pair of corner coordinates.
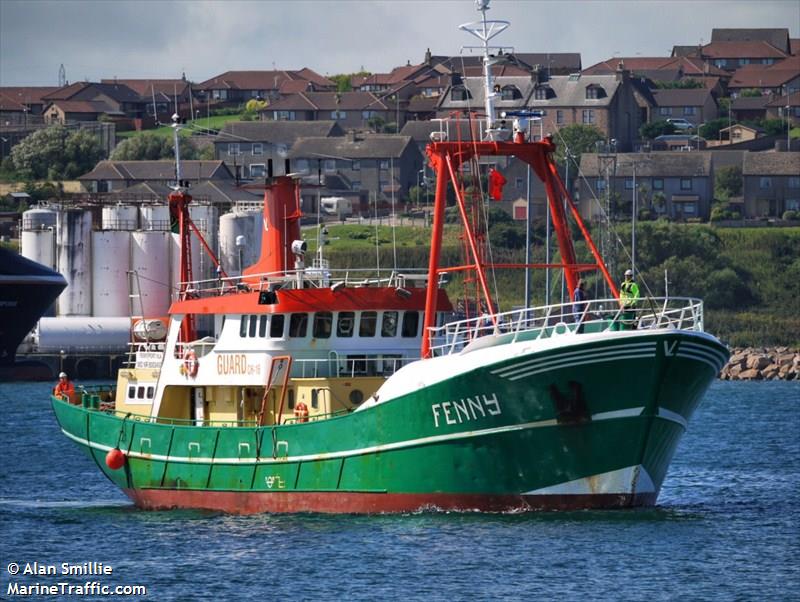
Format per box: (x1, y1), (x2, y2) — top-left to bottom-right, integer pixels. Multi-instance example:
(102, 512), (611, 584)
(292, 355), (419, 379)
(173, 267), (431, 300)
(427, 297), (705, 355)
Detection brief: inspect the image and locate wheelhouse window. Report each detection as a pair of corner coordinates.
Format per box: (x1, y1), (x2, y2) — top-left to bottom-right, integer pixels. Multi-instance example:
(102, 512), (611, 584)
(381, 311), (398, 337)
(240, 315), (248, 337)
(289, 313), (308, 338)
(337, 312), (355, 337)
(313, 312), (333, 338)
(259, 315), (268, 337)
(270, 314), (285, 338)
(248, 314), (258, 337)
(359, 311), (377, 337)
(401, 311), (419, 338)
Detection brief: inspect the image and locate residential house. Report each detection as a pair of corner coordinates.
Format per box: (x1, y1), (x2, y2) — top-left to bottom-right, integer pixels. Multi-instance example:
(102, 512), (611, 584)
(262, 92), (397, 130)
(213, 120), (345, 180)
(194, 69), (334, 104)
(651, 88), (718, 126)
(583, 56), (729, 91)
(41, 82), (144, 118)
(513, 53), (582, 76)
(765, 92), (800, 128)
(576, 152), (713, 221)
(100, 78), (193, 125)
(287, 132), (423, 213)
(77, 160), (233, 193)
(708, 124), (764, 147)
(731, 95), (770, 122)
(727, 56), (800, 97)
(437, 65), (642, 150)
(0, 86), (59, 123)
(710, 29), (791, 54)
(651, 134), (707, 151)
(742, 152), (800, 217)
(107, 180), (262, 207)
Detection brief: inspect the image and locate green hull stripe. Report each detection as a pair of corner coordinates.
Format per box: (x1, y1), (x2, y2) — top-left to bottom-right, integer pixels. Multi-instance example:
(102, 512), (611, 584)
(60, 404), (688, 466)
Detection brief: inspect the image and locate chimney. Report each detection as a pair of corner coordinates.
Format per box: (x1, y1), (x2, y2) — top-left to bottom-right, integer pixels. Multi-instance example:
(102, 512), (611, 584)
(615, 61), (629, 83)
(424, 48), (432, 66)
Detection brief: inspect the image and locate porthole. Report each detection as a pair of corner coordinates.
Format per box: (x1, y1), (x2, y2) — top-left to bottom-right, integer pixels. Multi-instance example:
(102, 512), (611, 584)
(349, 389), (364, 405)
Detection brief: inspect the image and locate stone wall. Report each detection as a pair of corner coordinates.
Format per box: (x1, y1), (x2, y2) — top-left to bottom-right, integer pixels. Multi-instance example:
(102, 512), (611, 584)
(720, 347), (799, 381)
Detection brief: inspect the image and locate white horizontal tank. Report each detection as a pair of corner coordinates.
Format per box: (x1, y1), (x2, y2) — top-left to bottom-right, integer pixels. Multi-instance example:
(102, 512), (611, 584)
(92, 230), (131, 316)
(56, 209), (93, 316)
(37, 317), (130, 353)
(130, 230), (171, 317)
(102, 203), (138, 230)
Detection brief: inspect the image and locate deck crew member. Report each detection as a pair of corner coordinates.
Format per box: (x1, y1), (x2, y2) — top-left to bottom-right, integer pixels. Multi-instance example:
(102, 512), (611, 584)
(619, 269), (640, 330)
(54, 372), (75, 403)
(572, 278), (588, 333)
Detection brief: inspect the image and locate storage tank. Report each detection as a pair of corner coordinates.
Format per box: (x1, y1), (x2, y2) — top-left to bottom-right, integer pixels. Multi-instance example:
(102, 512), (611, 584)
(56, 209), (93, 316)
(102, 203), (138, 230)
(140, 205), (171, 231)
(189, 204), (219, 280)
(21, 228), (56, 270)
(218, 212), (261, 275)
(130, 231), (171, 317)
(92, 231), (131, 316)
(37, 316), (130, 353)
(21, 206), (58, 231)
(169, 232), (202, 291)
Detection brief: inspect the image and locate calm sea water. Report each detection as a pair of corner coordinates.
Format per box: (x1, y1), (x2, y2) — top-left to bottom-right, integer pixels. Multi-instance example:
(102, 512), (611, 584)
(1, 380), (798, 601)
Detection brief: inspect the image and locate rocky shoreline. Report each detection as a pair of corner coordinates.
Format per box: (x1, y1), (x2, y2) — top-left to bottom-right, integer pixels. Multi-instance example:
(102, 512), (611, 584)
(719, 347), (799, 381)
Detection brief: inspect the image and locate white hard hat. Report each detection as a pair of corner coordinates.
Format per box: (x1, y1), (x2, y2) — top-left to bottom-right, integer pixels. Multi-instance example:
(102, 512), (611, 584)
(59, 372), (67, 378)
(624, 269), (633, 276)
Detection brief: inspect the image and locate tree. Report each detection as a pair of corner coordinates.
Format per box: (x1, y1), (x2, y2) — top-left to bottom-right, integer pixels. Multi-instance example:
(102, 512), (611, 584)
(699, 118), (729, 141)
(653, 79), (703, 89)
(553, 124), (604, 167)
(740, 88), (762, 98)
(639, 120), (676, 140)
(110, 133), (202, 161)
(10, 125), (106, 181)
(715, 165), (743, 200)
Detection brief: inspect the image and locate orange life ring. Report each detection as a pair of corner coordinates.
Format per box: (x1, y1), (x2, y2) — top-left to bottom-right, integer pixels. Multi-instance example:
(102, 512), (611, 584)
(294, 402), (309, 423)
(183, 349), (199, 378)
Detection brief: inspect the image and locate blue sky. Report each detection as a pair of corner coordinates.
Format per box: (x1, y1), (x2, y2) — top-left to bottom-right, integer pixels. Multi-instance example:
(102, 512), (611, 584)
(1, 0), (798, 86)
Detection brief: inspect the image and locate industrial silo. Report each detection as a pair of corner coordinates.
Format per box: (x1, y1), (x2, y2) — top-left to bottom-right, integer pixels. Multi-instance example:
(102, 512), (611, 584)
(218, 211), (261, 276)
(91, 230), (131, 316)
(56, 209), (93, 316)
(20, 206), (58, 269)
(130, 230), (171, 318)
(189, 203), (219, 280)
(140, 205), (171, 231)
(102, 203), (138, 230)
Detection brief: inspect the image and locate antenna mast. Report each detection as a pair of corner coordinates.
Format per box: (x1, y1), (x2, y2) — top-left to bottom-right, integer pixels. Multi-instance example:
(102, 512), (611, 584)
(459, 0), (510, 140)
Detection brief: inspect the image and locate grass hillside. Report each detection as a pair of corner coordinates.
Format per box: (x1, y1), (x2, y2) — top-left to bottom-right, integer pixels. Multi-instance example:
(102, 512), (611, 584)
(305, 221), (800, 347)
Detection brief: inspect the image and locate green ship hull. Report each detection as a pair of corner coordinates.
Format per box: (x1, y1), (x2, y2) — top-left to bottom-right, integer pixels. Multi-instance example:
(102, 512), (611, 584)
(52, 330), (728, 513)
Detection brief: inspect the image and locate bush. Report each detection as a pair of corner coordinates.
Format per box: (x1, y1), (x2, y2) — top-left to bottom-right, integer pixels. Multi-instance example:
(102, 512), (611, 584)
(782, 210), (799, 221)
(489, 222), (527, 249)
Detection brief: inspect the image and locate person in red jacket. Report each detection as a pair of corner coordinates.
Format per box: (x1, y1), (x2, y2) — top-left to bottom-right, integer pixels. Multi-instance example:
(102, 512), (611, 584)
(54, 372), (75, 402)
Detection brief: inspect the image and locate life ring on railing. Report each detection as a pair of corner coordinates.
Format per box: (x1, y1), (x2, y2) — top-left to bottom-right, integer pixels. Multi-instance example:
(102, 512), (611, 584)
(294, 402), (309, 423)
(183, 349), (199, 378)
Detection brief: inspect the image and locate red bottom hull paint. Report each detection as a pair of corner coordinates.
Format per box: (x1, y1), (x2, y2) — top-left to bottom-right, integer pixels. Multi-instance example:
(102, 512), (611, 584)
(124, 489), (658, 514)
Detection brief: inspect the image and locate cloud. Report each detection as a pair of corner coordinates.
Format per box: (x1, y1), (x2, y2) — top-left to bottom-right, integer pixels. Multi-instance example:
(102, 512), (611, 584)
(1, 0), (798, 86)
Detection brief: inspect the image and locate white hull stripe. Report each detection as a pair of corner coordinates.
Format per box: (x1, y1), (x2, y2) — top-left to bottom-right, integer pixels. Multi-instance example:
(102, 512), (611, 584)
(60, 404), (656, 466)
(679, 344), (728, 367)
(676, 351), (723, 374)
(524, 465), (657, 496)
(507, 352), (657, 381)
(491, 342), (656, 377)
(657, 407), (689, 430)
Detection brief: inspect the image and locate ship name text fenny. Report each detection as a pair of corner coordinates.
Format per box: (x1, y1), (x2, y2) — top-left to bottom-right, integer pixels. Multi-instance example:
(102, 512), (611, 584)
(431, 393), (501, 428)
